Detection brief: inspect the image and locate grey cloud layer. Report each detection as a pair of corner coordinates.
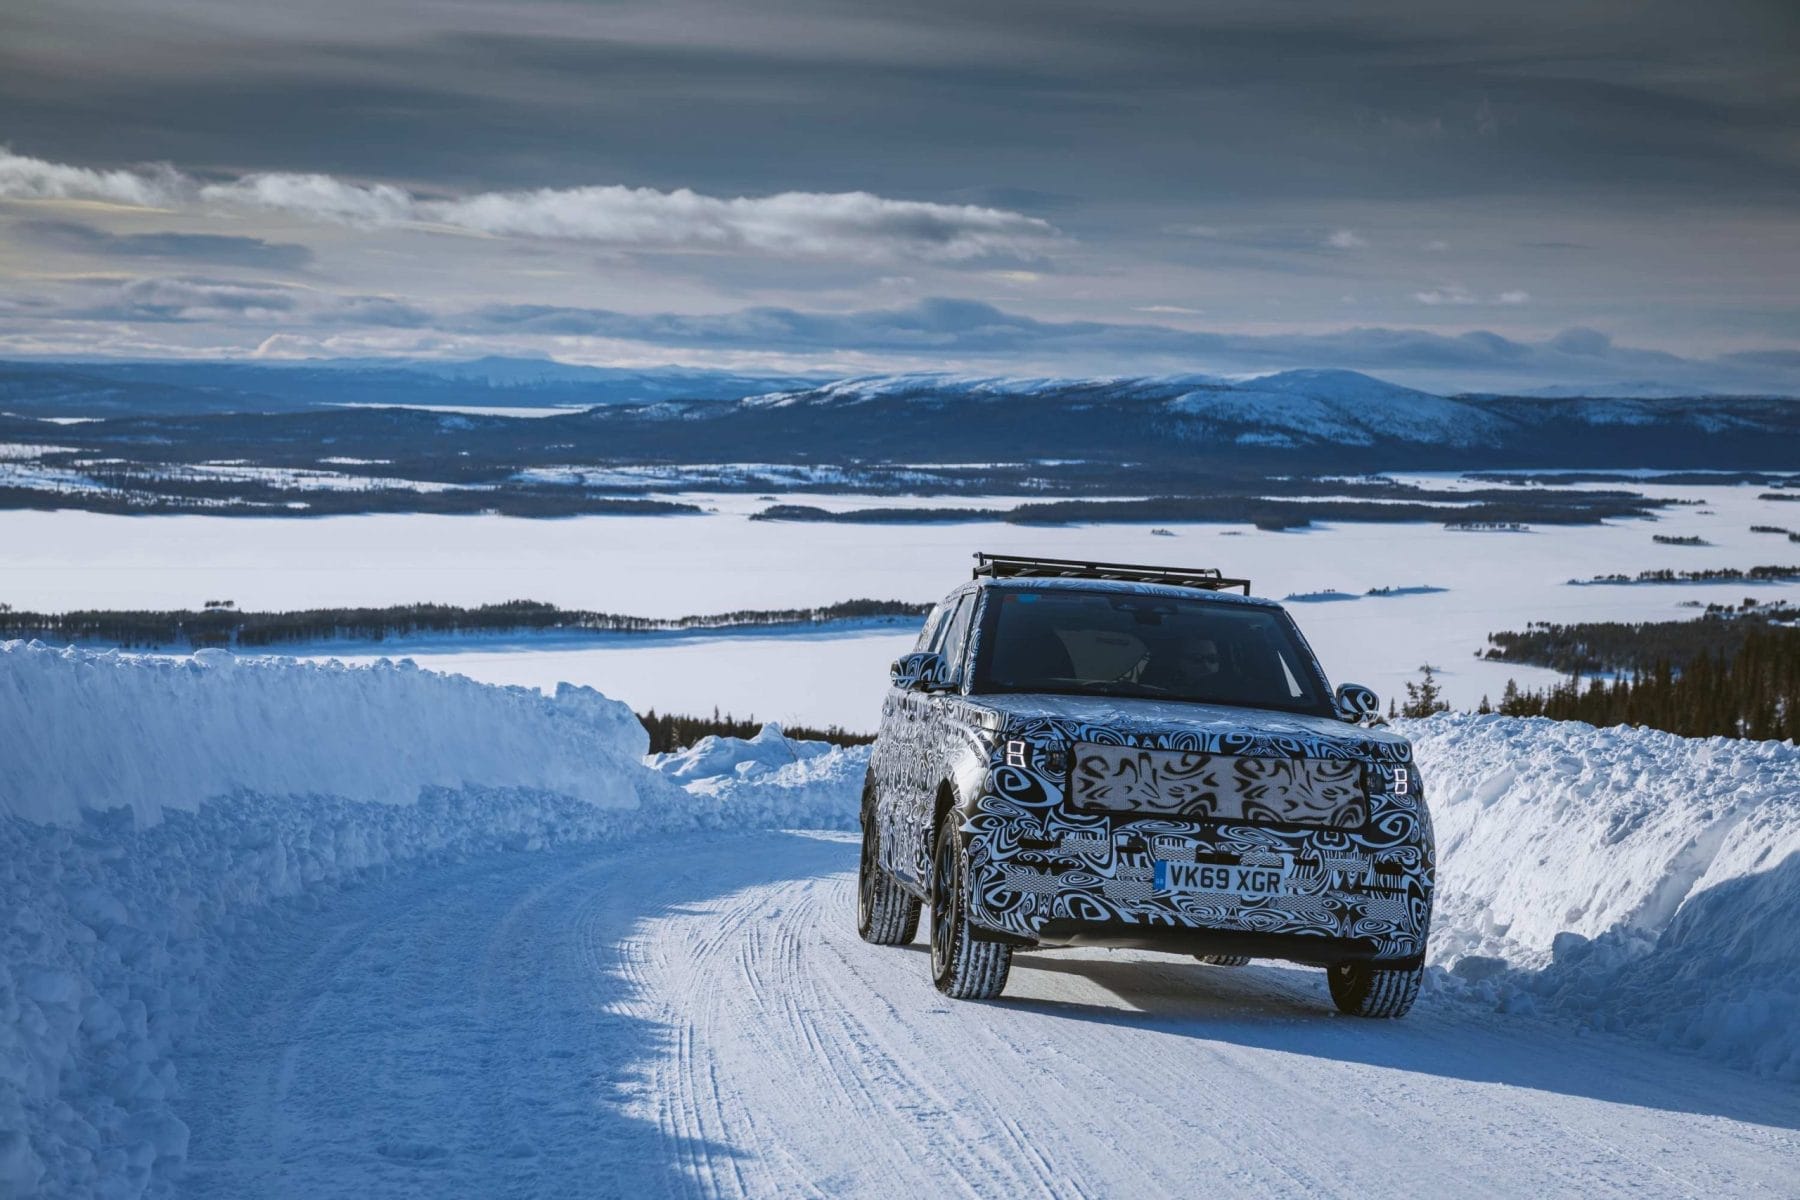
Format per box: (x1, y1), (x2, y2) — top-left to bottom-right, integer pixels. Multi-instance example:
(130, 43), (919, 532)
(16, 219), (313, 269)
(5, 0), (1795, 206)
(458, 297), (1791, 391)
(0, 150), (1058, 262)
(0, 1), (1794, 381)
(22, 279), (1784, 393)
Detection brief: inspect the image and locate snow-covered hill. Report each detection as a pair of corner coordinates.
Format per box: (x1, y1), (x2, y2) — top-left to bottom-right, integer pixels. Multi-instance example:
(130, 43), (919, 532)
(4, 642), (1798, 1196)
(680, 368), (1800, 463)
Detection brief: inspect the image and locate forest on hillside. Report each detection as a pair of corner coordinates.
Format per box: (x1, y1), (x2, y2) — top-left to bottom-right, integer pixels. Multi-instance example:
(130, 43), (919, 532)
(1482, 605), (1800, 740)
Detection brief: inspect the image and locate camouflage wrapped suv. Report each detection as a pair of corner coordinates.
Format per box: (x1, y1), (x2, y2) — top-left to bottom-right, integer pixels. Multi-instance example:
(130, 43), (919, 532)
(858, 553), (1433, 1016)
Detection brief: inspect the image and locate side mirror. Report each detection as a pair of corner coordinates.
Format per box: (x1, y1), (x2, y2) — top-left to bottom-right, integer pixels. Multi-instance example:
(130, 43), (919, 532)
(1334, 682), (1381, 723)
(890, 651), (953, 692)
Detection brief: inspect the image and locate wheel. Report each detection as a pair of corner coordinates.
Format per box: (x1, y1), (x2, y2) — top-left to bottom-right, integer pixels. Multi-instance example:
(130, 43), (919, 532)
(1195, 954), (1251, 966)
(929, 817), (1012, 999)
(857, 792), (920, 945)
(1326, 960), (1423, 1018)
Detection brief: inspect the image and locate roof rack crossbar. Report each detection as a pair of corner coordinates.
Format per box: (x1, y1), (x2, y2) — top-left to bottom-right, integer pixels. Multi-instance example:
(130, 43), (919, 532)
(972, 552), (1251, 595)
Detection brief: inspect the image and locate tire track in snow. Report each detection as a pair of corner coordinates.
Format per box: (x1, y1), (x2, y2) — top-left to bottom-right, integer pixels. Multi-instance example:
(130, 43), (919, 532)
(174, 830), (1800, 1199)
(614, 833), (1800, 1200)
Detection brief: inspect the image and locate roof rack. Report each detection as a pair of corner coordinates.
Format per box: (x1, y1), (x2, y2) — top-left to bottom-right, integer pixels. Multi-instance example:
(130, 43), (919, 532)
(972, 552), (1251, 595)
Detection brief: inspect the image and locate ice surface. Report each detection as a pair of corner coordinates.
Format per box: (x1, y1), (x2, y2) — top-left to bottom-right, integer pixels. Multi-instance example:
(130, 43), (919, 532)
(4, 476), (1793, 721)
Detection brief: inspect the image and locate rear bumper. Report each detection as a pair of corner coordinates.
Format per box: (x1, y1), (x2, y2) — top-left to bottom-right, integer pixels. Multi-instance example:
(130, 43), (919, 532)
(1011, 919), (1421, 969)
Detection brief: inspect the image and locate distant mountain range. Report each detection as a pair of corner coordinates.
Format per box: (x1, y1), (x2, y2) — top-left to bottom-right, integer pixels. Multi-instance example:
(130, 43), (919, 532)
(2, 361), (1796, 475)
(0, 357), (825, 417)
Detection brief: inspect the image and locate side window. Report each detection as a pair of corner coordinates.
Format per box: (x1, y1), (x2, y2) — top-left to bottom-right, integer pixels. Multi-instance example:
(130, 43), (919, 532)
(913, 603), (951, 653)
(937, 595), (976, 683)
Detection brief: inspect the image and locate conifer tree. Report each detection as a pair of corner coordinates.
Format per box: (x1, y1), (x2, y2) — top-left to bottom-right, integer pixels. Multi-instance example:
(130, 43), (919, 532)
(1401, 666), (1450, 718)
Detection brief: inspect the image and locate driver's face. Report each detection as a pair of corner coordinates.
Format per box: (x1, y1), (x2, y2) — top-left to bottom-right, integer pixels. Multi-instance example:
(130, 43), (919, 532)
(1180, 639), (1221, 677)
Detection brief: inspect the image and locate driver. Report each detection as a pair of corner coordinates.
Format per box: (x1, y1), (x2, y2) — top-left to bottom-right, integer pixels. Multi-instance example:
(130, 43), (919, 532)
(1175, 637), (1223, 683)
(1143, 636), (1223, 690)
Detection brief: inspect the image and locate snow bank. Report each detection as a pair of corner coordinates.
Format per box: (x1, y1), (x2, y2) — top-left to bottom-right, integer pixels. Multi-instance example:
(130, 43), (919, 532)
(1408, 714), (1800, 1081)
(647, 721), (837, 782)
(650, 724), (872, 829)
(0, 645), (855, 1198)
(0, 641), (653, 825)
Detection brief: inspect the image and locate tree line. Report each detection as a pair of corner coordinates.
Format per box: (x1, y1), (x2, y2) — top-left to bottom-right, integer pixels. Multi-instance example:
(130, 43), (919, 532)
(1488, 627), (1800, 741)
(1573, 564), (1800, 586)
(755, 491), (1664, 532)
(1461, 606), (1800, 740)
(1481, 603), (1796, 675)
(0, 598), (930, 649)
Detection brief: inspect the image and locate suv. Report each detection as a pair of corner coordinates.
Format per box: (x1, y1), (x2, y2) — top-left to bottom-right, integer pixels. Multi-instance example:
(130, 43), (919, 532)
(858, 553), (1433, 1017)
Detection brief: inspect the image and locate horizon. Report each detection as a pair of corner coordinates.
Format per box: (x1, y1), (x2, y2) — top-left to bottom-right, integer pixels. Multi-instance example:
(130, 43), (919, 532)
(3, 353), (1794, 401)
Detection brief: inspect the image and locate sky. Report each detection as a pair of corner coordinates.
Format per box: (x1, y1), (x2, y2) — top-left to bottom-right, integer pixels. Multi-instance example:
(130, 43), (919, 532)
(1, 0), (1797, 393)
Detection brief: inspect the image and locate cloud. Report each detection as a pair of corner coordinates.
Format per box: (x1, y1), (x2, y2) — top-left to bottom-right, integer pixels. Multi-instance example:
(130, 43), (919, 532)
(439, 295), (1785, 385)
(0, 147), (184, 207)
(199, 173), (415, 226)
(1325, 229), (1367, 249)
(1414, 285), (1478, 306)
(16, 218), (313, 269)
(87, 276), (303, 320)
(446, 296), (1797, 393)
(0, 149), (1060, 262)
(430, 186), (1058, 261)
(1415, 284), (1528, 306)
(62, 275), (431, 326)
(6, 286), (1794, 394)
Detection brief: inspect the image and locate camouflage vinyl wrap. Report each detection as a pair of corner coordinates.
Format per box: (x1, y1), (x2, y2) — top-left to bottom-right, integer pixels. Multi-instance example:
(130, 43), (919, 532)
(959, 717), (1432, 960)
(868, 576), (1435, 964)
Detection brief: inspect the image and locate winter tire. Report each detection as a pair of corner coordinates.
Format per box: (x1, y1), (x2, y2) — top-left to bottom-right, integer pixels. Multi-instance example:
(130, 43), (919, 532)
(858, 791), (920, 946)
(1196, 954), (1251, 966)
(1327, 960), (1423, 1018)
(929, 817), (1012, 999)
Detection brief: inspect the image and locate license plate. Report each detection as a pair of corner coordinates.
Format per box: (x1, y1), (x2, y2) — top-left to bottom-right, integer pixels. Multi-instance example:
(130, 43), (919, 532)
(1154, 860), (1289, 898)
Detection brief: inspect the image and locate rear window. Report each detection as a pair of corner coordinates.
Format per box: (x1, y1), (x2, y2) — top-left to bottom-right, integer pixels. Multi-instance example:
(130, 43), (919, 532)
(971, 588), (1331, 716)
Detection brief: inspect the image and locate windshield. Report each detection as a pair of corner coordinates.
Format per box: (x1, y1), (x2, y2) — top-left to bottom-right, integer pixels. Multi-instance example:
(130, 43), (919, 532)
(971, 588), (1333, 716)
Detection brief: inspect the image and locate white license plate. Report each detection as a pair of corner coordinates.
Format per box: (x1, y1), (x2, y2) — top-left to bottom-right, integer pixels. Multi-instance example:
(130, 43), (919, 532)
(1154, 860), (1289, 897)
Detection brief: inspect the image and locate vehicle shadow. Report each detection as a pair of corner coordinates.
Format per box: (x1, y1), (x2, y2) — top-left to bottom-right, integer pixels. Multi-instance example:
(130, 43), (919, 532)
(1000, 938), (1800, 1133)
(882, 846), (1800, 1133)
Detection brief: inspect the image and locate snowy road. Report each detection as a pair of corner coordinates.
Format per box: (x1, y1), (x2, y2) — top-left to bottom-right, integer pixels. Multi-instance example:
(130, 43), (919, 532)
(177, 830), (1800, 1199)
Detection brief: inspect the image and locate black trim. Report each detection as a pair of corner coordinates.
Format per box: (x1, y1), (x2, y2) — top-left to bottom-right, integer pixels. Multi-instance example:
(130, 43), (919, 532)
(1026, 919), (1421, 968)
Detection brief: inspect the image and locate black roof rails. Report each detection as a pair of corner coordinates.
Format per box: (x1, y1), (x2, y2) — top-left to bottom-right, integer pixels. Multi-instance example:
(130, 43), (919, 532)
(972, 552), (1251, 595)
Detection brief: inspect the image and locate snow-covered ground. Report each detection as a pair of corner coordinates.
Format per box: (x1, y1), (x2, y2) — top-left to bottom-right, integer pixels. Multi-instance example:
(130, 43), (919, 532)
(5, 642), (1800, 1197)
(5, 477), (1797, 723)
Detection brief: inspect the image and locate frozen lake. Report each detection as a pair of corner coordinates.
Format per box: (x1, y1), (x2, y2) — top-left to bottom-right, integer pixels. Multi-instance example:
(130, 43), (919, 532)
(4, 478), (1797, 727)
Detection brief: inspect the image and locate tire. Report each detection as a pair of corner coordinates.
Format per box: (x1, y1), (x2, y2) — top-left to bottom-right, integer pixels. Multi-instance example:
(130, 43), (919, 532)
(857, 794), (920, 946)
(1327, 960), (1423, 1018)
(929, 817), (1012, 999)
(1195, 954), (1251, 966)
